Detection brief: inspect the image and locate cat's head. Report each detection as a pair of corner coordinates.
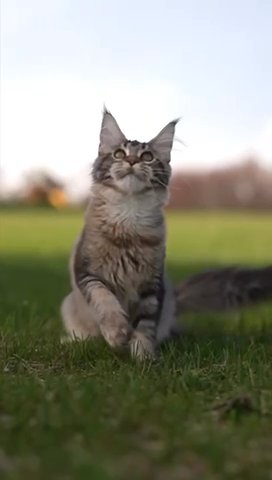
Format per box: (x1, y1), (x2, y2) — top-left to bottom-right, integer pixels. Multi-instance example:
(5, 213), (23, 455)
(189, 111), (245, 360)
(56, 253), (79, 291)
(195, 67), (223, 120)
(92, 108), (178, 194)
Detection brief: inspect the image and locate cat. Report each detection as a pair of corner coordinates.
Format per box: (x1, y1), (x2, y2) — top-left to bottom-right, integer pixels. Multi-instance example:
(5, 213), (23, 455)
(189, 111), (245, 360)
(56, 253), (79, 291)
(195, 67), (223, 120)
(61, 108), (272, 360)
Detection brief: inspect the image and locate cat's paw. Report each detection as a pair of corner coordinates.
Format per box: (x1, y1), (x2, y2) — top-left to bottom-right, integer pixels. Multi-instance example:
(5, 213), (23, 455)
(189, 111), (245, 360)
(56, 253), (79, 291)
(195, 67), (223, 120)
(100, 316), (132, 348)
(130, 332), (156, 361)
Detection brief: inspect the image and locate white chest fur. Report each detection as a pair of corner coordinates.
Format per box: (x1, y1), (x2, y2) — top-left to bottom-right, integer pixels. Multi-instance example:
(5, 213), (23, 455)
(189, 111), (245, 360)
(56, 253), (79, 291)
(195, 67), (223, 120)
(105, 189), (165, 233)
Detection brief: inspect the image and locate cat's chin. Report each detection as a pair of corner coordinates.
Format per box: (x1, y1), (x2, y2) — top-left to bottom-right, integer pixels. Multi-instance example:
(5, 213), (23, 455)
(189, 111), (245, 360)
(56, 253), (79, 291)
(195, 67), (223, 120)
(114, 174), (148, 194)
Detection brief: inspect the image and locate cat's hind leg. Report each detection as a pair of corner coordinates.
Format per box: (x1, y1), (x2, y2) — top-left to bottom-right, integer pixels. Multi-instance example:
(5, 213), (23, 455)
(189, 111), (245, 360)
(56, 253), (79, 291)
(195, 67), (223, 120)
(156, 277), (180, 344)
(61, 291), (101, 342)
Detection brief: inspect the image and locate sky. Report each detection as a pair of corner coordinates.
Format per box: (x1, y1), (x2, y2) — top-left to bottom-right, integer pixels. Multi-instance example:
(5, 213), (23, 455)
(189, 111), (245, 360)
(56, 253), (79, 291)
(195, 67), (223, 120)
(1, 0), (272, 198)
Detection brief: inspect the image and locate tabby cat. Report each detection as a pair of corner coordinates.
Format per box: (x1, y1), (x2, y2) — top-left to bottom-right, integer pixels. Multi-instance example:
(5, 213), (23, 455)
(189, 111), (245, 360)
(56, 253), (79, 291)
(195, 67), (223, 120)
(61, 109), (272, 360)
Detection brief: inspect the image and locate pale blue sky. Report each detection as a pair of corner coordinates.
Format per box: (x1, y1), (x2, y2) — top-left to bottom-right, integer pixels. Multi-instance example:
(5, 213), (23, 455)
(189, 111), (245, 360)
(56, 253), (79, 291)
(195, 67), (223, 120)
(1, 0), (272, 196)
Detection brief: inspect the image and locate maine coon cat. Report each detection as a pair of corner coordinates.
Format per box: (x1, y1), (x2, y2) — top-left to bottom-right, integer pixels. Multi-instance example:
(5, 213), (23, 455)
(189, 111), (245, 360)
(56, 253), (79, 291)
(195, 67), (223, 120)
(61, 109), (178, 360)
(61, 109), (272, 360)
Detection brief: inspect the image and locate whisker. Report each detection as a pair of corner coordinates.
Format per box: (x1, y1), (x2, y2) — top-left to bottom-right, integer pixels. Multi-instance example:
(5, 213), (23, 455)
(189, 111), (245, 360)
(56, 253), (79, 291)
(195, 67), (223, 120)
(152, 169), (192, 190)
(152, 178), (169, 189)
(154, 177), (190, 192)
(174, 136), (187, 148)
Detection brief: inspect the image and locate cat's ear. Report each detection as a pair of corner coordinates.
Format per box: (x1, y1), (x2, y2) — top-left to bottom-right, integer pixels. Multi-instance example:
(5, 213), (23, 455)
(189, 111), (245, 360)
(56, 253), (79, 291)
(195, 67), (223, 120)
(99, 107), (126, 154)
(149, 119), (179, 162)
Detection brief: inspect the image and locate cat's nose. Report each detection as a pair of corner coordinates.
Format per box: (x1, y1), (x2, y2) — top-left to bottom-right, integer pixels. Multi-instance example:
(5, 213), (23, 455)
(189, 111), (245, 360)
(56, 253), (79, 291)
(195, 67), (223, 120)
(126, 156), (140, 166)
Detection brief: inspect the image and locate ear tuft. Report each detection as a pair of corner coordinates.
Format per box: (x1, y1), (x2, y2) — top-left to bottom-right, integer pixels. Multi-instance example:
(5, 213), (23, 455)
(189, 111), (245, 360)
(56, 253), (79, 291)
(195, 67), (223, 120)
(99, 108), (126, 154)
(149, 118), (180, 161)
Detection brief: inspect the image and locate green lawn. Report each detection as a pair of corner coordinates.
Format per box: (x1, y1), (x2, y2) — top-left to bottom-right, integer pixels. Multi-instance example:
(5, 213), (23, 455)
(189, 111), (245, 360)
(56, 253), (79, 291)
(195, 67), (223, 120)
(1, 208), (272, 480)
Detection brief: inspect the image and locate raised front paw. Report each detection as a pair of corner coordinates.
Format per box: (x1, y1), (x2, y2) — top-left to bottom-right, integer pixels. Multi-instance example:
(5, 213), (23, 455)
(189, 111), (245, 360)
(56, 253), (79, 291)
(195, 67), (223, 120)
(130, 331), (156, 361)
(100, 316), (132, 348)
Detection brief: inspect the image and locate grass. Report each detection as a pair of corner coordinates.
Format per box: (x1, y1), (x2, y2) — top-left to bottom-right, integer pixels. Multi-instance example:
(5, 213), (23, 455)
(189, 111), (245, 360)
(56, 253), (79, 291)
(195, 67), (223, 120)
(1, 208), (272, 479)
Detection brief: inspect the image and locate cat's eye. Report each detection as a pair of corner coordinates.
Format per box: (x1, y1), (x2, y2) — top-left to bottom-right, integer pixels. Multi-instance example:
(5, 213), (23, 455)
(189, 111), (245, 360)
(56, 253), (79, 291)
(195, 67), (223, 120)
(141, 151), (154, 162)
(114, 149), (126, 159)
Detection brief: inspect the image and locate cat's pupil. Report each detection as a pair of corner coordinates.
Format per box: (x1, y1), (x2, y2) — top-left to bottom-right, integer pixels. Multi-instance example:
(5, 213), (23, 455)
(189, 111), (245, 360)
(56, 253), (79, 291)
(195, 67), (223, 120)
(141, 151), (153, 162)
(114, 149), (126, 159)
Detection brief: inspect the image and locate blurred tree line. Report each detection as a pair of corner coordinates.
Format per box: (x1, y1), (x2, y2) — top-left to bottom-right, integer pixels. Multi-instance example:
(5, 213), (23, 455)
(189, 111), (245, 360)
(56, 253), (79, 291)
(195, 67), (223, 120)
(168, 158), (272, 210)
(1, 158), (271, 210)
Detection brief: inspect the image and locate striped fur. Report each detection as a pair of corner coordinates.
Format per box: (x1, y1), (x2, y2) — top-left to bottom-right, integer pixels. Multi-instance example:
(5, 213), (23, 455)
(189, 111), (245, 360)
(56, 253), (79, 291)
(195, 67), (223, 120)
(61, 109), (272, 360)
(61, 110), (178, 359)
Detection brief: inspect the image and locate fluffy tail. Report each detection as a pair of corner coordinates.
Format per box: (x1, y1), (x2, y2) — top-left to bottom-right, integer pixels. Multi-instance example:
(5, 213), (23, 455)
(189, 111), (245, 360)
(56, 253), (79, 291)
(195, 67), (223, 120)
(175, 266), (272, 314)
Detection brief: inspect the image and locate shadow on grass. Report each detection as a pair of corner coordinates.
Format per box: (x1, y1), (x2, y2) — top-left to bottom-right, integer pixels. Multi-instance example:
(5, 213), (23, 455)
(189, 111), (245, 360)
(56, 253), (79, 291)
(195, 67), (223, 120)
(0, 254), (231, 309)
(1, 254), (272, 335)
(0, 254), (69, 334)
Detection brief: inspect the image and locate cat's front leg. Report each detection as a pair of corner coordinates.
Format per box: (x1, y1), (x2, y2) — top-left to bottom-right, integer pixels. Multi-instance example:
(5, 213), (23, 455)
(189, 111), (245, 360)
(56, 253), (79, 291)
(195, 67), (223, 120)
(130, 290), (162, 361)
(130, 325), (156, 361)
(76, 271), (132, 348)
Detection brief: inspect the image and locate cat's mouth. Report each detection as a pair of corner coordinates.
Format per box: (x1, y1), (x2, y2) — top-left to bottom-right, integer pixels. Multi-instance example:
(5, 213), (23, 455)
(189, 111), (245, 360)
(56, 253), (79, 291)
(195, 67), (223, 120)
(114, 167), (147, 182)
(110, 163), (152, 193)
(113, 169), (149, 193)
(115, 170), (133, 179)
